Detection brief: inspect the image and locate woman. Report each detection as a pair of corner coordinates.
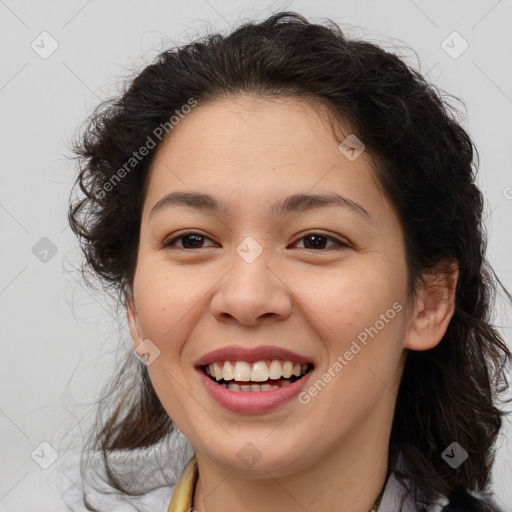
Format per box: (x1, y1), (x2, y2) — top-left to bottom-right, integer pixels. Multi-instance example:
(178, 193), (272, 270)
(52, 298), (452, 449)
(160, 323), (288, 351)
(62, 11), (510, 512)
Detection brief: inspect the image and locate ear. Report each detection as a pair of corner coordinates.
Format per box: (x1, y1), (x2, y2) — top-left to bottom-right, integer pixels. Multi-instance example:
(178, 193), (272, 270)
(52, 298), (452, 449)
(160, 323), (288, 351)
(126, 289), (142, 350)
(404, 258), (459, 351)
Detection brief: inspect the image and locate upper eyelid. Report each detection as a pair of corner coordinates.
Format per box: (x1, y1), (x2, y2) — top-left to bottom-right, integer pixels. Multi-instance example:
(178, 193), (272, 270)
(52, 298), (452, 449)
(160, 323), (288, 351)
(163, 230), (350, 248)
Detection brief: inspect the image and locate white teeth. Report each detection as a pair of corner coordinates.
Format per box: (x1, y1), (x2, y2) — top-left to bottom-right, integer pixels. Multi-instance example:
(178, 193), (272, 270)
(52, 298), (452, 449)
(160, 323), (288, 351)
(268, 360), (283, 380)
(282, 361), (293, 378)
(213, 362), (223, 380)
(234, 361), (252, 381)
(206, 359), (311, 382)
(222, 361), (235, 381)
(251, 361), (269, 382)
(242, 380), (290, 392)
(227, 382), (282, 392)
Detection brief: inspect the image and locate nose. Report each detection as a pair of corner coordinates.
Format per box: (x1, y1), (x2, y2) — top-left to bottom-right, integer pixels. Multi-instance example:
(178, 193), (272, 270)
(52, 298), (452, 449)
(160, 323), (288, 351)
(209, 247), (292, 327)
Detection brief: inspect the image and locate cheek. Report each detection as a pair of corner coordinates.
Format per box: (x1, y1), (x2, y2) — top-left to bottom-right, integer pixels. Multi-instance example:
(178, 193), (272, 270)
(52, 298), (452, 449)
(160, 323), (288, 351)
(295, 265), (407, 394)
(132, 265), (205, 355)
(301, 279), (406, 430)
(295, 265), (402, 341)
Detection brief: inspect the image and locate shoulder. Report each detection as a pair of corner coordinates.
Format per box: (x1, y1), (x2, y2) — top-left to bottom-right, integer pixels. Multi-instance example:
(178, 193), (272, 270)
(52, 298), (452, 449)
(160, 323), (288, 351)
(0, 434), (193, 512)
(0, 453), (176, 512)
(381, 453), (507, 512)
(379, 468), (506, 512)
(441, 490), (508, 512)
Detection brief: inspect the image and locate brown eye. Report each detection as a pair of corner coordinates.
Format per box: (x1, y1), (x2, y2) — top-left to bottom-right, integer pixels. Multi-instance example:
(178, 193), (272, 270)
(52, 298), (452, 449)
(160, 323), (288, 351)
(162, 231), (350, 251)
(163, 232), (216, 249)
(292, 233), (349, 250)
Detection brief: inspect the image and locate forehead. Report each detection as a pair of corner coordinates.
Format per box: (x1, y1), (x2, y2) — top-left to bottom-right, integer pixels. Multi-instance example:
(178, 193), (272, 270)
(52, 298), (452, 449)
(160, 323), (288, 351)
(143, 94), (387, 222)
(156, 94), (346, 160)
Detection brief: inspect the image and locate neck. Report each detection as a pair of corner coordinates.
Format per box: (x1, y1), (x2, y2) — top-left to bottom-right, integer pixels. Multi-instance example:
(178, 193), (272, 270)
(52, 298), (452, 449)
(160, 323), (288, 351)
(192, 396), (394, 512)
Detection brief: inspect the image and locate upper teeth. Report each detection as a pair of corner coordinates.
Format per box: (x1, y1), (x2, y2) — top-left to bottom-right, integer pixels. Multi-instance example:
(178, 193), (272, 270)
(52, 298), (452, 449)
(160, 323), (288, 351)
(206, 360), (309, 382)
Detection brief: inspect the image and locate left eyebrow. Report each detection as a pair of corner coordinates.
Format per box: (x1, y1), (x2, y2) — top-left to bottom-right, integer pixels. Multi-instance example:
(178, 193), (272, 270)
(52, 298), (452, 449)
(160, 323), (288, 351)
(148, 191), (372, 223)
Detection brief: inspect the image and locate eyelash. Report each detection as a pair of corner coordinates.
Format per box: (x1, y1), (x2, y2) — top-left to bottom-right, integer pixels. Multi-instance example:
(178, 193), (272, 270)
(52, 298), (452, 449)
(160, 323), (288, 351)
(161, 231), (351, 251)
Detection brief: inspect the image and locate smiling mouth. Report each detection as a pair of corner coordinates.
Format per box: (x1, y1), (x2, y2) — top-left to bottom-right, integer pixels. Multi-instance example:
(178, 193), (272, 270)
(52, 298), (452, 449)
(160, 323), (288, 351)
(201, 360), (314, 392)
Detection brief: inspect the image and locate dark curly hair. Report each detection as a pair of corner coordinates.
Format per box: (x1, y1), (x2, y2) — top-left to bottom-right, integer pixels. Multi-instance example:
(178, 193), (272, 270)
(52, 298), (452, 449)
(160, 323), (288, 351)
(68, 11), (511, 512)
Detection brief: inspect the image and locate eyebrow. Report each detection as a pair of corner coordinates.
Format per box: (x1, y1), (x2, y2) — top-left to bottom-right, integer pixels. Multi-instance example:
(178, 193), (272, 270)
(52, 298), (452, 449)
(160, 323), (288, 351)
(148, 191), (372, 222)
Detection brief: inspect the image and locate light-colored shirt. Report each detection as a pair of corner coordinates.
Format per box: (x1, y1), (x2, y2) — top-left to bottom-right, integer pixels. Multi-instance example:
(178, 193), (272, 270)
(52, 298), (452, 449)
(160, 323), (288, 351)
(0, 431), (451, 512)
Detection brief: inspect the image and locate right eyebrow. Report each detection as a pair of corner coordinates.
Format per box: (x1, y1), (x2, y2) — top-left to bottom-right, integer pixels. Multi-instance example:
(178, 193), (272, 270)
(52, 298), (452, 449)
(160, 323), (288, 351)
(149, 190), (372, 223)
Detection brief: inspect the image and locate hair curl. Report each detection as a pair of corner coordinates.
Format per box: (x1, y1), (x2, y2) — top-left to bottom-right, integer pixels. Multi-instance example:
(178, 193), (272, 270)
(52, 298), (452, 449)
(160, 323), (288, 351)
(68, 11), (511, 511)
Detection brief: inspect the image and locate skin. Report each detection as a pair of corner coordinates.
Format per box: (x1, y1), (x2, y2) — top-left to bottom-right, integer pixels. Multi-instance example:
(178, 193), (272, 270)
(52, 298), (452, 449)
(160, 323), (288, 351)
(127, 94), (457, 512)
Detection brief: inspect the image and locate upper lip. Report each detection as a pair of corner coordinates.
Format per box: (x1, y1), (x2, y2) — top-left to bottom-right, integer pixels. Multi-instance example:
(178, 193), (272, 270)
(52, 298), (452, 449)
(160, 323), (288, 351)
(195, 345), (314, 367)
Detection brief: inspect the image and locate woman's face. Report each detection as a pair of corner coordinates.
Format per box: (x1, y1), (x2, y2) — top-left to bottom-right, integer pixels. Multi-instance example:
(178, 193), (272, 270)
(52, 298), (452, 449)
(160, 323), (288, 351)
(127, 95), (416, 477)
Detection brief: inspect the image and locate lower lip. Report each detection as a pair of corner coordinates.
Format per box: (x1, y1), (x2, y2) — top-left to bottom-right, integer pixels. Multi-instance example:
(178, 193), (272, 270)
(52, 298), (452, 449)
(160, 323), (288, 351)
(197, 368), (313, 414)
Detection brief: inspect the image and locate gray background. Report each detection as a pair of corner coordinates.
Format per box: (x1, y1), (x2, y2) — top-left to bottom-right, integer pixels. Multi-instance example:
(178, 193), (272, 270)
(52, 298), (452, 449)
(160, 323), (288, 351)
(1, 0), (511, 508)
